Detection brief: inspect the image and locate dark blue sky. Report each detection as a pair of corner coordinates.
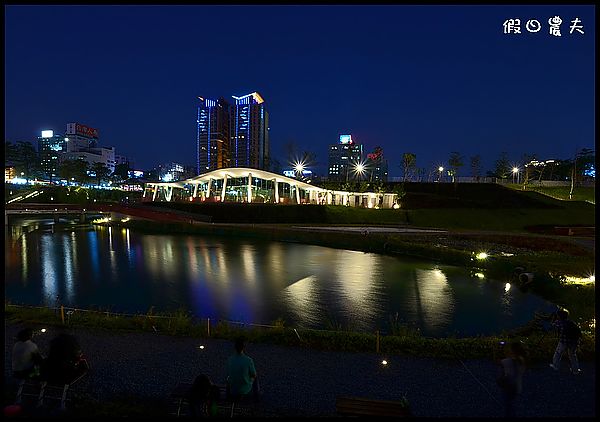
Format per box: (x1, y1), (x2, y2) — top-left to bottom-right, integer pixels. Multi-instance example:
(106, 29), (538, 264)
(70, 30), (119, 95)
(4, 5), (595, 176)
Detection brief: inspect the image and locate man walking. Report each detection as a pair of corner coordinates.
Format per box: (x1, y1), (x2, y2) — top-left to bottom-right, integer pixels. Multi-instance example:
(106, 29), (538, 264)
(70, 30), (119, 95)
(549, 309), (582, 374)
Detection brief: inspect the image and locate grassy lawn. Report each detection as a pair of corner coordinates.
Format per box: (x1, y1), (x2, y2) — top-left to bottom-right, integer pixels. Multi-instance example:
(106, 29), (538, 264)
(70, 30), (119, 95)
(144, 183), (594, 232)
(405, 205), (594, 231)
(505, 183), (595, 203)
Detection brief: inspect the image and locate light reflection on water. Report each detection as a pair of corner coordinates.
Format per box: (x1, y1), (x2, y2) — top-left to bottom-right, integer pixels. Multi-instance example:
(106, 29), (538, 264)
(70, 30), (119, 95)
(4, 223), (556, 337)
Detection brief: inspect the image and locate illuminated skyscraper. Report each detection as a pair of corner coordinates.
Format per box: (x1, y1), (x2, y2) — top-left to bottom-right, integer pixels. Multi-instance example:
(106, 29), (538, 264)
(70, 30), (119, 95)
(328, 134), (363, 181)
(197, 97), (231, 174)
(38, 130), (68, 181)
(231, 92), (270, 170)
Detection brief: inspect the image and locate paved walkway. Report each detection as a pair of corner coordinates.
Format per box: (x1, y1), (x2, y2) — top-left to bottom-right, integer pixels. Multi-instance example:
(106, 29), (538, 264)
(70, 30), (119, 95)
(292, 226), (446, 234)
(4, 322), (595, 417)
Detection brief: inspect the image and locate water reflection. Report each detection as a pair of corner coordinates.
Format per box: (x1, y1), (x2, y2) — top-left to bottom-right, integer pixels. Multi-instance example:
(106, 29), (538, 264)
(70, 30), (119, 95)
(41, 235), (57, 305)
(5, 224), (554, 337)
(333, 251), (380, 330)
(409, 268), (455, 333)
(62, 234), (74, 302)
(281, 275), (321, 327)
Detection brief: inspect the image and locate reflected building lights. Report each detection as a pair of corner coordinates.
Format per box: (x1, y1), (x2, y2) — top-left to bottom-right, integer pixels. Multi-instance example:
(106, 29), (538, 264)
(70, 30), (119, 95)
(41, 236), (57, 306)
(63, 235), (74, 302)
(186, 238), (200, 281)
(21, 233), (28, 282)
(240, 245), (257, 286)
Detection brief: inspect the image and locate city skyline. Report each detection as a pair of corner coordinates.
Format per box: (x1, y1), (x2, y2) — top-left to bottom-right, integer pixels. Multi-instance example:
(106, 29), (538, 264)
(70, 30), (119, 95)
(4, 5), (595, 176)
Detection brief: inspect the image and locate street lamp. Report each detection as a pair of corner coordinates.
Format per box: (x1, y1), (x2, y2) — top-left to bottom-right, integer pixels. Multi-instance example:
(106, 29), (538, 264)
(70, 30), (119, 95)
(294, 161), (305, 179)
(512, 167), (519, 184)
(438, 166), (444, 182)
(354, 162), (366, 181)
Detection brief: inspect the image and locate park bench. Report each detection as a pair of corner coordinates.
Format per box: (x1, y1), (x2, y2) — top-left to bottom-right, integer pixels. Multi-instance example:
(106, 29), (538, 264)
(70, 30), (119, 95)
(336, 396), (411, 417)
(170, 382), (257, 417)
(14, 371), (87, 411)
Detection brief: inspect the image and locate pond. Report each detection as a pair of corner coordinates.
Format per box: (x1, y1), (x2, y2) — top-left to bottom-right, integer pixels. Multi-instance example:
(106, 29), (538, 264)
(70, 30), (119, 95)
(4, 219), (555, 337)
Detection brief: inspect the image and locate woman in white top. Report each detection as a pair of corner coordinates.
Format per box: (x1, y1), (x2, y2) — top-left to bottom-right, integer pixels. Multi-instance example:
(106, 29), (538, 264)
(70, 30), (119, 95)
(12, 328), (44, 379)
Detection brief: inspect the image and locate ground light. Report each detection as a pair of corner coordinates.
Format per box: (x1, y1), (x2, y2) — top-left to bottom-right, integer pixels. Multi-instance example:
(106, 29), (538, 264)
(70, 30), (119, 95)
(563, 275), (595, 285)
(198, 345), (205, 350)
(40, 328), (46, 333)
(381, 360), (388, 366)
(475, 252), (488, 260)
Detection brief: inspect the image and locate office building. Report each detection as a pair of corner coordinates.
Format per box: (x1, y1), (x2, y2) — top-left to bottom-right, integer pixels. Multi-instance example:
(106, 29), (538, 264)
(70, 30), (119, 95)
(231, 92), (270, 171)
(62, 146), (116, 173)
(197, 97), (231, 174)
(328, 134), (363, 182)
(38, 130), (68, 181)
(366, 146), (389, 182)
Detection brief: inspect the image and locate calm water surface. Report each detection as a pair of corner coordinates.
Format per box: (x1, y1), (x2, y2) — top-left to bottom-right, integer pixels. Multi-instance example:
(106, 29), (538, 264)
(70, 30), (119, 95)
(5, 220), (554, 337)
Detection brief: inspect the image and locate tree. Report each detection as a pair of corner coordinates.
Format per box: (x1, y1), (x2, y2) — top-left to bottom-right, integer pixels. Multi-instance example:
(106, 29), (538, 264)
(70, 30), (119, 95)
(570, 148), (594, 199)
(59, 159), (89, 185)
(7, 141), (42, 182)
(448, 151), (463, 184)
(112, 163), (130, 182)
(400, 153), (417, 182)
(519, 153), (537, 189)
(469, 155), (482, 180)
(90, 162), (111, 186)
(494, 152), (511, 180)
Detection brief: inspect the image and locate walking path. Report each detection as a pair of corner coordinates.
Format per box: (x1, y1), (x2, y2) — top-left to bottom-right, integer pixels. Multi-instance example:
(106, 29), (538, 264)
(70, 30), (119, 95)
(4, 322), (595, 417)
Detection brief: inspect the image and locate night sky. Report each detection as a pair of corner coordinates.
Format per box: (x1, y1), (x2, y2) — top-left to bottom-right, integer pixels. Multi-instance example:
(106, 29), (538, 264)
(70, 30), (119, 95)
(4, 5), (595, 176)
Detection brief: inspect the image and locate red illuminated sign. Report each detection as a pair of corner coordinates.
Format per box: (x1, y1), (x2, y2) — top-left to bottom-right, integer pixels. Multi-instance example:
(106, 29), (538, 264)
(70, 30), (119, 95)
(75, 124), (99, 138)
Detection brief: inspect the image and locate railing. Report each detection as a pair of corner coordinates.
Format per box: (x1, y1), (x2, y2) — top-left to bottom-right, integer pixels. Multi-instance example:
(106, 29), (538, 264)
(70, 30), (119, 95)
(5, 303), (392, 352)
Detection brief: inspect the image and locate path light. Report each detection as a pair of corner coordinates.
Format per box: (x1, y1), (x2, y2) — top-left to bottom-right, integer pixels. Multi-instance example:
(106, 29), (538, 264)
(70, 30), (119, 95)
(40, 328), (46, 333)
(381, 360), (388, 366)
(505, 283), (511, 292)
(198, 345), (205, 350)
(474, 272), (485, 279)
(475, 252), (488, 260)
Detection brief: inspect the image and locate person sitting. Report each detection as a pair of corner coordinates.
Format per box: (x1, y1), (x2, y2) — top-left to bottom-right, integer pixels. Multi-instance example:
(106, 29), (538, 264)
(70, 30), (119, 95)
(12, 328), (44, 380)
(188, 374), (220, 417)
(41, 333), (89, 385)
(226, 337), (259, 402)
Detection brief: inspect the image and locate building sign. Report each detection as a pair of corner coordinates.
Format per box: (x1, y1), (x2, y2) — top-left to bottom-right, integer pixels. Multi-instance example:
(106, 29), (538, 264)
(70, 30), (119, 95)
(66, 123), (99, 138)
(41, 130), (54, 138)
(339, 134), (352, 144)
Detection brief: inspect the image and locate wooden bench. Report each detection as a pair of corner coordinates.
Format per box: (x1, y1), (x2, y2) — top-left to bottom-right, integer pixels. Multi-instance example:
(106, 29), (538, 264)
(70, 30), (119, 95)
(336, 396), (411, 417)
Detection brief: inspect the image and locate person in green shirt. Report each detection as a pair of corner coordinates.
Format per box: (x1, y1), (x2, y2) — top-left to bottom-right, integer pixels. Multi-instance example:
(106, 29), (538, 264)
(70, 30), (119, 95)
(226, 337), (259, 401)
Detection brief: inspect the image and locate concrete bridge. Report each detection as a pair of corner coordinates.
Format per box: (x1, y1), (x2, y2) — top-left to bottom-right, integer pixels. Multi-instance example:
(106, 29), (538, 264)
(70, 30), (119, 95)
(4, 203), (211, 225)
(4, 205), (108, 225)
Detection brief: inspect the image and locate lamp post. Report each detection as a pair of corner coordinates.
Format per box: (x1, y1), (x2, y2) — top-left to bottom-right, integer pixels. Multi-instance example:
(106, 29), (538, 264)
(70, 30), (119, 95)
(438, 166), (444, 182)
(354, 163), (365, 181)
(512, 167), (519, 184)
(294, 162), (304, 180)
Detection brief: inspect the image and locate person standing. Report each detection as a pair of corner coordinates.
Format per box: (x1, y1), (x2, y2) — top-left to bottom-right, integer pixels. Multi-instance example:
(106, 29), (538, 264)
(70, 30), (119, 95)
(12, 328), (44, 379)
(497, 341), (527, 418)
(226, 337), (259, 401)
(549, 309), (582, 374)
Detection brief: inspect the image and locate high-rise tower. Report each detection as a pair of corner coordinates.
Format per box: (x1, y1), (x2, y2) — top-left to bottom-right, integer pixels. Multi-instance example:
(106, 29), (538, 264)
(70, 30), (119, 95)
(231, 92), (269, 170)
(197, 97), (231, 174)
